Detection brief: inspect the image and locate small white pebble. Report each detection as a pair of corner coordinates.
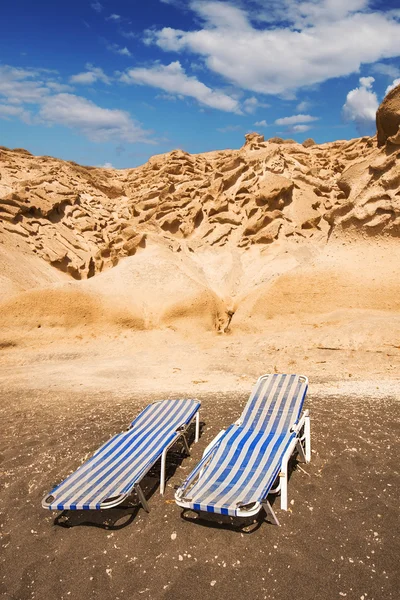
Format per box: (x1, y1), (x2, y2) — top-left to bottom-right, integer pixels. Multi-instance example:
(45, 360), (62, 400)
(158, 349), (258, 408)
(210, 581), (216, 587)
(171, 532), (177, 541)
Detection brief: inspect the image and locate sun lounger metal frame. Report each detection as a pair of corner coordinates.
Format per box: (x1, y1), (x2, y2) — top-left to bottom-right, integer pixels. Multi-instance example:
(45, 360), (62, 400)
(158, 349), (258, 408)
(175, 374), (310, 525)
(42, 399), (200, 513)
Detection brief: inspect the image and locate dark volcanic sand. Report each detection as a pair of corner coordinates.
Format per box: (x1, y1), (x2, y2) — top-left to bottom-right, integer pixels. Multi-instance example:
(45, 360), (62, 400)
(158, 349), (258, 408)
(0, 389), (399, 600)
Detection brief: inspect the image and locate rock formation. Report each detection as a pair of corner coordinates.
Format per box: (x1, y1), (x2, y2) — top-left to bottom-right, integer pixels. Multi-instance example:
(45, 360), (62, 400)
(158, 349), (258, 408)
(1, 132), (398, 283)
(376, 82), (400, 147)
(0, 100), (399, 340)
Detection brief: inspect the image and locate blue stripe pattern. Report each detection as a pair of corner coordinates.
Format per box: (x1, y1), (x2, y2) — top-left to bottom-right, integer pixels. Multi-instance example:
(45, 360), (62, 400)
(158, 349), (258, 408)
(177, 374), (307, 516)
(43, 399), (200, 510)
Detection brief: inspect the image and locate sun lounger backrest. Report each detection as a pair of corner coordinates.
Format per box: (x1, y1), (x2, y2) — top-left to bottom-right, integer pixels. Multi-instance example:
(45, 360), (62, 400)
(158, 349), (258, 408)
(128, 398), (199, 433)
(239, 374), (308, 434)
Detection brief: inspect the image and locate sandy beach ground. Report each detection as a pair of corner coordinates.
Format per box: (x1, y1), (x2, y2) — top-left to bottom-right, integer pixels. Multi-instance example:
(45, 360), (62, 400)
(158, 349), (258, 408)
(0, 343), (399, 600)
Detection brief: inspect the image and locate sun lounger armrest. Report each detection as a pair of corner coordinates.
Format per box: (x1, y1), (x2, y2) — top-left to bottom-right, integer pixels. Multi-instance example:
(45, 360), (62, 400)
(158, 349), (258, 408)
(291, 409), (309, 434)
(175, 428), (227, 499)
(202, 429), (226, 457)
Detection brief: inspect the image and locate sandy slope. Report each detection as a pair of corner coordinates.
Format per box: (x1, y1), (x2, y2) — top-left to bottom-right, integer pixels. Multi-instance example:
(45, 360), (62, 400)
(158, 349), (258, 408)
(1, 123), (400, 386)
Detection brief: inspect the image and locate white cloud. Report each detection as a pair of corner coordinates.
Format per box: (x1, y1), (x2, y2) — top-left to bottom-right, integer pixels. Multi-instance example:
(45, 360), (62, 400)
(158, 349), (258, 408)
(0, 64), (154, 144)
(275, 114), (319, 126)
(121, 61), (242, 113)
(70, 64), (111, 85)
(193, 1), (250, 30)
(342, 76), (379, 134)
(0, 103), (31, 123)
(101, 162), (114, 168)
(254, 119), (267, 127)
(39, 93), (152, 143)
(148, 1), (400, 96)
(243, 96), (269, 114)
(107, 44), (132, 57)
(46, 81), (74, 92)
(252, 0), (370, 27)
(385, 78), (400, 96)
(0, 65), (49, 104)
(121, 30), (136, 39)
(107, 14), (121, 21)
(359, 76), (375, 89)
(371, 62), (400, 79)
(296, 100), (311, 112)
(291, 124), (311, 133)
(91, 2), (103, 12)
(117, 47), (132, 57)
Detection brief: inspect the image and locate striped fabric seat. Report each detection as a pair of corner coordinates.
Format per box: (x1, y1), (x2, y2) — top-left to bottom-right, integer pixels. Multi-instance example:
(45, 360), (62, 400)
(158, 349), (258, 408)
(42, 399), (200, 511)
(175, 374), (308, 517)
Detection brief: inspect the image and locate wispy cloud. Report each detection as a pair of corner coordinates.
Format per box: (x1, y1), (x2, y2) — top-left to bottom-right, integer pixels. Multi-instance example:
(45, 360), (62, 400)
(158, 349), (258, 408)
(120, 30), (137, 39)
(291, 124), (311, 133)
(0, 64), (153, 144)
(254, 120), (268, 127)
(0, 65), (49, 104)
(70, 64), (111, 85)
(90, 2), (103, 13)
(371, 62), (400, 79)
(243, 97), (269, 114)
(106, 14), (121, 21)
(46, 81), (74, 93)
(217, 124), (241, 133)
(296, 100), (312, 112)
(275, 114), (319, 126)
(121, 61), (242, 113)
(39, 93), (152, 143)
(107, 43), (132, 57)
(0, 103), (31, 124)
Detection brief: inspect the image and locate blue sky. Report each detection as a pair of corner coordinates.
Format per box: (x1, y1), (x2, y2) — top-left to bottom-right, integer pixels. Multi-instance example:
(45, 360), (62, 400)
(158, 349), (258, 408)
(1, 0), (400, 168)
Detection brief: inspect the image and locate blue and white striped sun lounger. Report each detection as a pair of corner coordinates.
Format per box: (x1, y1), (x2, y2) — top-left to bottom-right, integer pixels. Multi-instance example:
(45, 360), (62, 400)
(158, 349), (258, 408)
(42, 399), (200, 512)
(175, 374), (310, 525)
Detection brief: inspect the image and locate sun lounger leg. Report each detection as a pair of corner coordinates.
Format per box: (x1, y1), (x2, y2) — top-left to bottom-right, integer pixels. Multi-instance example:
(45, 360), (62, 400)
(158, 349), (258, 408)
(135, 484), (150, 513)
(305, 412), (311, 462)
(280, 467), (288, 511)
(262, 500), (280, 526)
(181, 432), (191, 456)
(195, 411), (200, 443)
(160, 448), (167, 495)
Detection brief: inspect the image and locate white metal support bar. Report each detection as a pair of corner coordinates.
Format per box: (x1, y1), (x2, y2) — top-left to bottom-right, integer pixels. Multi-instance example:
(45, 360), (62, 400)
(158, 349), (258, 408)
(280, 467), (288, 511)
(279, 437), (297, 510)
(304, 411), (311, 462)
(160, 448), (167, 495)
(160, 409), (200, 495)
